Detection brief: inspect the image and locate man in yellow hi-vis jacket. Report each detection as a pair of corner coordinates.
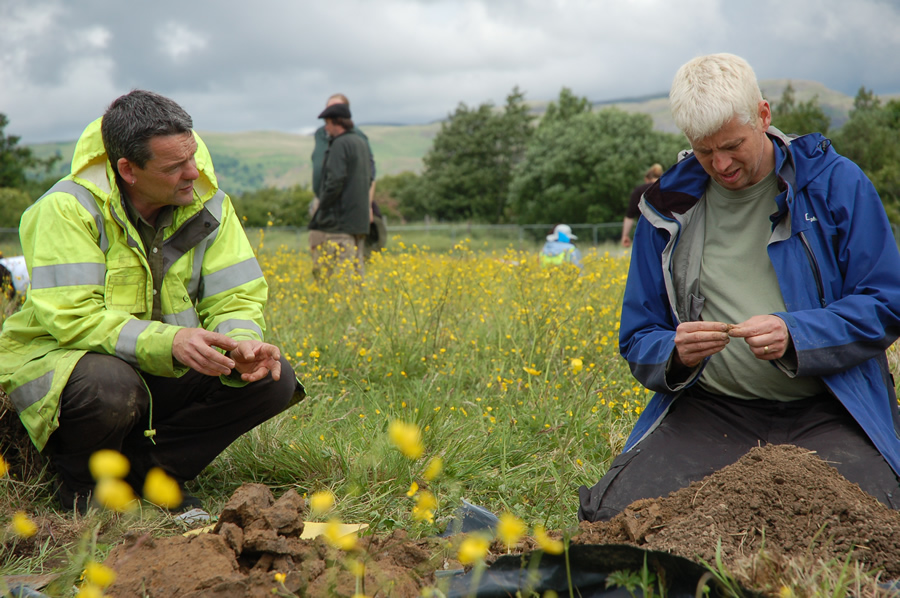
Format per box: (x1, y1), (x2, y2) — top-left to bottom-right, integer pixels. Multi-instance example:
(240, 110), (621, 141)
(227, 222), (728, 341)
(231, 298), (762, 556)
(0, 91), (303, 512)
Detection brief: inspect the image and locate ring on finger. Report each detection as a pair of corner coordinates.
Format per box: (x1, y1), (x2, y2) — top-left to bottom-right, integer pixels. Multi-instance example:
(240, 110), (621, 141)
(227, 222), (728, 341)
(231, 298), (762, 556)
(764, 345), (770, 354)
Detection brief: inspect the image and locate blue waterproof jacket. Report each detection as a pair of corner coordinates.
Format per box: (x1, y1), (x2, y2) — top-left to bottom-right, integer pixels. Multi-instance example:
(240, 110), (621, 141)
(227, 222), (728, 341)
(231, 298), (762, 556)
(620, 128), (900, 476)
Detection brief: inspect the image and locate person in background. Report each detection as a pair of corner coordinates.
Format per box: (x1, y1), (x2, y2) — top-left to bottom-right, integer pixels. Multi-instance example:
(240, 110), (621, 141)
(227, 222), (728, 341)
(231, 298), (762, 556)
(308, 103), (373, 278)
(540, 224), (583, 271)
(0, 90), (303, 513)
(579, 53), (900, 522)
(309, 94), (384, 256)
(620, 163), (663, 248)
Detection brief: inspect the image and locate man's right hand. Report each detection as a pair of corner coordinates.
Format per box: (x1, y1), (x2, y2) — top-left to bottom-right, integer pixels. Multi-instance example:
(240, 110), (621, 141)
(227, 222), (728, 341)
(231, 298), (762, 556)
(673, 321), (731, 368)
(173, 328), (239, 376)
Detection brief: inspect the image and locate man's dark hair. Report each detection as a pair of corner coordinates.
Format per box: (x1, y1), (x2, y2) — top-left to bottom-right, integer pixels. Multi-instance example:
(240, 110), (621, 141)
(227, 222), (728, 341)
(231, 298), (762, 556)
(101, 90), (193, 170)
(332, 117), (354, 131)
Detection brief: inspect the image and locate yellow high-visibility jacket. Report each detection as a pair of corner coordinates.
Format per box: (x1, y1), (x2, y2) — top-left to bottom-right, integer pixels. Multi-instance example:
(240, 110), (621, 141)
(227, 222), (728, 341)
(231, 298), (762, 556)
(0, 118), (268, 451)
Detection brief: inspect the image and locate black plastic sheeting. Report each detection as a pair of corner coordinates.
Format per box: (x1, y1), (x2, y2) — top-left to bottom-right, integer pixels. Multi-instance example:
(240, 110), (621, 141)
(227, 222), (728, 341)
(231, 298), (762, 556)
(442, 543), (760, 598)
(437, 500), (760, 598)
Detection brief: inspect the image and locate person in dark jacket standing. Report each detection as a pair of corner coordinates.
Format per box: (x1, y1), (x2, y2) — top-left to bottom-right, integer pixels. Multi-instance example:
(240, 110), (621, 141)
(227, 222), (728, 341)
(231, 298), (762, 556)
(620, 163), (662, 248)
(579, 53), (900, 522)
(309, 103), (373, 278)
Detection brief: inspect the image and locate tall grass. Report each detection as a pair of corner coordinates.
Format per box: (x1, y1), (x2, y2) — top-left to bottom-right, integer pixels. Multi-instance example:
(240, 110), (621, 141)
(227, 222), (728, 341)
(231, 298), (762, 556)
(2, 236), (898, 595)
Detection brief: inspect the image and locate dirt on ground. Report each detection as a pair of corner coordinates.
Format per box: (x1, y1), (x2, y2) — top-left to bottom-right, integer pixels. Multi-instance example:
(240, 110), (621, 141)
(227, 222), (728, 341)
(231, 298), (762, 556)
(96, 444), (900, 596)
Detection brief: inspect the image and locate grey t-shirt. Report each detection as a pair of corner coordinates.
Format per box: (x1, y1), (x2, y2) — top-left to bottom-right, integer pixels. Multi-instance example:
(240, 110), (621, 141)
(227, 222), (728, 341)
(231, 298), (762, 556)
(698, 170), (827, 400)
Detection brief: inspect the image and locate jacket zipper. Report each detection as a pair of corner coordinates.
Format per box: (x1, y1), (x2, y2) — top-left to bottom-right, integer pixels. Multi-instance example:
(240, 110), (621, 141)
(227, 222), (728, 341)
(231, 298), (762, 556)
(798, 231), (826, 307)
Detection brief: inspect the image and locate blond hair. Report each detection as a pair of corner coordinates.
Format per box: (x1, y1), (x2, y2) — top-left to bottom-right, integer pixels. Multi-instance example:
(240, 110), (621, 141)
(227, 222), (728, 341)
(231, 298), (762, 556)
(669, 53), (763, 141)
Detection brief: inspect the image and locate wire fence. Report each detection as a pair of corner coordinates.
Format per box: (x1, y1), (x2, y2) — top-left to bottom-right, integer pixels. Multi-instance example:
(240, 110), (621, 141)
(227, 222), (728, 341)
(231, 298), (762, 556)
(5, 221), (900, 257)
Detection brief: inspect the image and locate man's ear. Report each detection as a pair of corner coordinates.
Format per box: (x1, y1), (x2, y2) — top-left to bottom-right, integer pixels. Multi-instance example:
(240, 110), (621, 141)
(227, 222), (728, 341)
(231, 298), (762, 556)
(117, 158), (136, 184)
(758, 100), (772, 129)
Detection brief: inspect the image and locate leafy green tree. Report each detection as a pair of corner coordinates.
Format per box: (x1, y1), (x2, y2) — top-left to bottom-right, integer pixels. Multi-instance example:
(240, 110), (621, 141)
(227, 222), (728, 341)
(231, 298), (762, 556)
(375, 171), (422, 222)
(0, 113), (59, 191)
(508, 107), (684, 226)
(0, 188), (33, 228)
(420, 87), (534, 223)
(231, 185), (314, 227)
(771, 82), (830, 136)
(832, 90), (900, 222)
(540, 87), (591, 129)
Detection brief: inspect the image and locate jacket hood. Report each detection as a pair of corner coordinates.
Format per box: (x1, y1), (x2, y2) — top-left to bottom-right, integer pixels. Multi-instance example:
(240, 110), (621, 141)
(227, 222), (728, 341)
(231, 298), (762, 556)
(644, 127), (839, 220)
(70, 117), (219, 203)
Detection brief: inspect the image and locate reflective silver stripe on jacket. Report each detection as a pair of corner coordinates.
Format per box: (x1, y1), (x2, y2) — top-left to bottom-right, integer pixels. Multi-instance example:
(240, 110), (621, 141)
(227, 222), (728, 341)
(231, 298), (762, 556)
(9, 371), (54, 413)
(202, 257), (263, 298)
(216, 319), (263, 339)
(162, 308), (201, 328)
(30, 262), (106, 290)
(115, 319), (153, 365)
(32, 180), (110, 253)
(187, 190), (225, 300)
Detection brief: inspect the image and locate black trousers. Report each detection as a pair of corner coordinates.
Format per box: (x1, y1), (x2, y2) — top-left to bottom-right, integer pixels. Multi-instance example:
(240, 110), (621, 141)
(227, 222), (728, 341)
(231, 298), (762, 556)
(47, 353), (299, 507)
(578, 388), (900, 522)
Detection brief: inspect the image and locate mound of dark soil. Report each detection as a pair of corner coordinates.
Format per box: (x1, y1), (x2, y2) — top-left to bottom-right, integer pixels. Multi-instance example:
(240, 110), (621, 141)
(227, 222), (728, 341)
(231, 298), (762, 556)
(102, 445), (900, 596)
(575, 444), (900, 577)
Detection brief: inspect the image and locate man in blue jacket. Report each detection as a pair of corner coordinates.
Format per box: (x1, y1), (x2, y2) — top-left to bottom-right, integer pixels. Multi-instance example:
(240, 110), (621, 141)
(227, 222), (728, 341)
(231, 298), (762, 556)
(579, 53), (900, 522)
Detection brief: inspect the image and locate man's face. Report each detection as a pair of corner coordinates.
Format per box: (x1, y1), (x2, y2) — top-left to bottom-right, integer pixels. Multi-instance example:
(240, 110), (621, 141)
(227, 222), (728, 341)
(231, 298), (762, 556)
(129, 133), (199, 213)
(324, 118), (339, 137)
(690, 101), (774, 191)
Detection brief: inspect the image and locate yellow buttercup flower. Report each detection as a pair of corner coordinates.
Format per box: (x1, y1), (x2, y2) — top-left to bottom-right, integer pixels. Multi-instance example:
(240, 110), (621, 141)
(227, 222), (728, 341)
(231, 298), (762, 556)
(143, 468), (182, 508)
(309, 490), (335, 516)
(11, 511), (38, 538)
(570, 358), (583, 374)
(324, 517), (357, 551)
(412, 490), (437, 523)
(84, 561), (117, 588)
(457, 534), (490, 565)
(88, 449), (130, 480)
(75, 584), (104, 598)
(388, 420), (424, 459)
(274, 572), (287, 584)
(496, 512), (526, 549)
(534, 525), (564, 555)
(406, 481), (419, 497)
(0, 455), (8, 477)
(522, 366), (541, 376)
(347, 558), (365, 577)
(95, 478), (138, 512)
(423, 457), (443, 481)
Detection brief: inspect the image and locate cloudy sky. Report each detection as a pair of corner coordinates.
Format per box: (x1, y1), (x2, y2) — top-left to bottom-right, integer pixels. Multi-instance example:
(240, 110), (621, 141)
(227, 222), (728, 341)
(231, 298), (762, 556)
(2, 0), (899, 144)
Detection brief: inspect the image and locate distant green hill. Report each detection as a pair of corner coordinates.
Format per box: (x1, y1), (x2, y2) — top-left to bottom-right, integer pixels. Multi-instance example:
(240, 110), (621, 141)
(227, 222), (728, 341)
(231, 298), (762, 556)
(27, 80), (866, 193)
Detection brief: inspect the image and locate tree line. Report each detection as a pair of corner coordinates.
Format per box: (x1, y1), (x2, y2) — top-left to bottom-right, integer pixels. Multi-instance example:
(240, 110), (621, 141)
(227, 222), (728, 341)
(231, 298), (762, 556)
(1, 84), (899, 230)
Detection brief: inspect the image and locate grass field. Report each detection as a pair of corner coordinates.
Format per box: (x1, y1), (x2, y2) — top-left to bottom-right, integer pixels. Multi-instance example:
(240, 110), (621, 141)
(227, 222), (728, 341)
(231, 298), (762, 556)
(1, 238), (897, 596)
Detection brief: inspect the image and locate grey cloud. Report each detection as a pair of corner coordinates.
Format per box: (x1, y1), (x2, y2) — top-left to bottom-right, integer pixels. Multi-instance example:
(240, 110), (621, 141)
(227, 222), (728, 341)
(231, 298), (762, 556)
(2, 0), (899, 143)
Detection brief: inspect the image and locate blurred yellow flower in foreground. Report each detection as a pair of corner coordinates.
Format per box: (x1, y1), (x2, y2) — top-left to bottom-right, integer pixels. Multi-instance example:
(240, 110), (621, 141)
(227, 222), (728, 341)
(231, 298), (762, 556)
(457, 534), (491, 565)
(347, 558), (365, 577)
(11, 511), (37, 538)
(309, 490), (335, 516)
(89, 449), (130, 480)
(143, 467), (182, 508)
(570, 358), (583, 374)
(95, 478), (138, 512)
(412, 490), (437, 523)
(84, 561), (117, 588)
(388, 420), (424, 459)
(496, 512), (526, 549)
(324, 518), (357, 551)
(0, 455), (8, 477)
(423, 457), (443, 481)
(75, 584), (104, 598)
(534, 525), (564, 555)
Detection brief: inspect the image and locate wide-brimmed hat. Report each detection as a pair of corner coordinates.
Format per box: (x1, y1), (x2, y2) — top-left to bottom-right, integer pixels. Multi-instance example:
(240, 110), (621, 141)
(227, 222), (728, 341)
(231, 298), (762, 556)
(318, 103), (351, 119)
(547, 224), (577, 242)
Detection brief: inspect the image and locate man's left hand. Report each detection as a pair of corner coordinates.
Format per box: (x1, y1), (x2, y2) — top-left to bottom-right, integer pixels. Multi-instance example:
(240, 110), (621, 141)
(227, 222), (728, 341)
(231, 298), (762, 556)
(729, 315), (790, 360)
(230, 340), (282, 382)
